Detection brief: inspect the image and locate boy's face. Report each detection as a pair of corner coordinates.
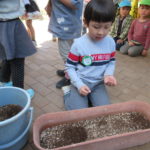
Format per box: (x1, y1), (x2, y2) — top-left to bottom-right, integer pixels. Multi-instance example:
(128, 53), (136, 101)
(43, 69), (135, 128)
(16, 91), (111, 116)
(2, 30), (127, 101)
(85, 21), (112, 41)
(119, 6), (131, 18)
(139, 5), (150, 18)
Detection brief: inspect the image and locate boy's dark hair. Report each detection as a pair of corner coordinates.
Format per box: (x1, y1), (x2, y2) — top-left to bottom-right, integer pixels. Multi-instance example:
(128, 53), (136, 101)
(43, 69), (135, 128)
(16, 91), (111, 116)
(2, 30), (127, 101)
(84, 0), (116, 25)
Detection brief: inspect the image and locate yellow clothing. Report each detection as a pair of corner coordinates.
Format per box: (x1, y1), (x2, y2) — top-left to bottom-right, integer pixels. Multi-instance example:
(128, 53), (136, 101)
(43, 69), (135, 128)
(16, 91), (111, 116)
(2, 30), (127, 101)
(130, 0), (139, 18)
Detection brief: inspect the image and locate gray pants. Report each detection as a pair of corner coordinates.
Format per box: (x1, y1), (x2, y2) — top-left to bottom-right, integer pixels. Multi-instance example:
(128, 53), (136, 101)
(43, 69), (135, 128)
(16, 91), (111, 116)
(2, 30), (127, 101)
(58, 39), (73, 62)
(64, 81), (110, 110)
(120, 42), (143, 57)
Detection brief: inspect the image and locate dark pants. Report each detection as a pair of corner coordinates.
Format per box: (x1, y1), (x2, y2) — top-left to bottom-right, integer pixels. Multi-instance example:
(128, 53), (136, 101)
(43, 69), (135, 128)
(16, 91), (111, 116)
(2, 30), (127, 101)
(0, 58), (25, 88)
(114, 37), (125, 51)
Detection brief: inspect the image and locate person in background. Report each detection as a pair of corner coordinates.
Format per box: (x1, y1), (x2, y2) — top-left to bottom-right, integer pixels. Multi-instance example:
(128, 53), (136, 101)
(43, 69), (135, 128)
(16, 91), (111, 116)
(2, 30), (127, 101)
(0, 0), (37, 98)
(25, 19), (36, 45)
(45, 0), (57, 42)
(82, 0), (91, 35)
(120, 0), (150, 57)
(63, 0), (117, 110)
(23, 0), (42, 45)
(45, 0), (83, 89)
(110, 0), (133, 51)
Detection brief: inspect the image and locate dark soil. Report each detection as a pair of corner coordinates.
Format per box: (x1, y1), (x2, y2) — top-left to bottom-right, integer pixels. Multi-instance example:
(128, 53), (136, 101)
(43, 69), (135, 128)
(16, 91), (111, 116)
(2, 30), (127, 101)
(0, 104), (23, 121)
(40, 112), (150, 149)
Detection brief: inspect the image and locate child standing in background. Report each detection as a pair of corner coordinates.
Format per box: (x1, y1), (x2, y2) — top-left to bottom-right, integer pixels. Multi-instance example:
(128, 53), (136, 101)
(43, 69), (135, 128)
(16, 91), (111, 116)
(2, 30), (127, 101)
(23, 0), (42, 45)
(63, 0), (117, 110)
(110, 0), (133, 51)
(120, 0), (150, 57)
(45, 0), (83, 89)
(0, 0), (37, 97)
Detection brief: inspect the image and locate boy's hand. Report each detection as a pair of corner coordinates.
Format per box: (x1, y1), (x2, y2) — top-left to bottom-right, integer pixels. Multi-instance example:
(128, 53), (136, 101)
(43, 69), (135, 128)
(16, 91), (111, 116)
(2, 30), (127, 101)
(117, 39), (123, 44)
(141, 49), (148, 57)
(129, 41), (135, 46)
(79, 85), (91, 96)
(104, 76), (117, 86)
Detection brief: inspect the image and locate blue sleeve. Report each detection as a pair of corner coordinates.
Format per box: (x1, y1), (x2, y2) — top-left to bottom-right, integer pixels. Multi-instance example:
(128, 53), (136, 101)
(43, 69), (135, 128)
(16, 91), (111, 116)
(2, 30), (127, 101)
(65, 42), (85, 90)
(104, 39), (116, 76)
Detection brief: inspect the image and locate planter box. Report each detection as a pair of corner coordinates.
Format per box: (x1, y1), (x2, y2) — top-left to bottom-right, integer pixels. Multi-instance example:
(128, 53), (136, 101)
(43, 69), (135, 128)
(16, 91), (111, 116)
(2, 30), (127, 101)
(33, 101), (150, 150)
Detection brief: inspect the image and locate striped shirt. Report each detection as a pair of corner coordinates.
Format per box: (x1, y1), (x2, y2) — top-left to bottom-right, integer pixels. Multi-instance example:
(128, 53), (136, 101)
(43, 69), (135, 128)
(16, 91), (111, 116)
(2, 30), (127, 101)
(128, 19), (150, 50)
(65, 34), (116, 89)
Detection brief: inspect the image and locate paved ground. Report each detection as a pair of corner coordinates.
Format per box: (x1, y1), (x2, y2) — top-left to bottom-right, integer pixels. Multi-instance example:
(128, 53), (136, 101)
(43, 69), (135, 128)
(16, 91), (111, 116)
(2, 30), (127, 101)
(22, 18), (150, 150)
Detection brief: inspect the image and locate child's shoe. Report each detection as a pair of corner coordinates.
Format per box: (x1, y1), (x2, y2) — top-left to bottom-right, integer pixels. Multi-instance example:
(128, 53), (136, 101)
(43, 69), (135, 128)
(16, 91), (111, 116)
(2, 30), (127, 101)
(0, 81), (13, 87)
(56, 69), (65, 77)
(26, 89), (35, 99)
(56, 77), (70, 89)
(62, 85), (71, 95)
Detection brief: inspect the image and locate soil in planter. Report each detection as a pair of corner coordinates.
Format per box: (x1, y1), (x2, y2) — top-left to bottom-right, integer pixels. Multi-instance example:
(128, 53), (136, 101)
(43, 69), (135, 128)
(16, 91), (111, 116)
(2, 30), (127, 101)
(40, 112), (150, 149)
(0, 104), (23, 121)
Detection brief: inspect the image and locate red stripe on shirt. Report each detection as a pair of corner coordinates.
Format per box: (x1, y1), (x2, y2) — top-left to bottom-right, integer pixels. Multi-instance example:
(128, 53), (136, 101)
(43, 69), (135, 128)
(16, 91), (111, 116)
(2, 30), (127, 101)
(111, 51), (116, 57)
(81, 52), (116, 61)
(69, 51), (116, 62)
(68, 52), (80, 61)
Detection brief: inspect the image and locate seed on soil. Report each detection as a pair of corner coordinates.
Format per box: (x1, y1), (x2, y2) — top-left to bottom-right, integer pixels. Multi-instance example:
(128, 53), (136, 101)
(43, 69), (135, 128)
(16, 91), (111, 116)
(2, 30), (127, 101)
(0, 104), (23, 121)
(40, 112), (150, 149)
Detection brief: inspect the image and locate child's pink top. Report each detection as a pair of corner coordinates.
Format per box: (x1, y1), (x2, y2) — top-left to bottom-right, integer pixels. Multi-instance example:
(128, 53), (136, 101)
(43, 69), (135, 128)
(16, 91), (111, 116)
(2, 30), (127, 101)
(128, 19), (150, 50)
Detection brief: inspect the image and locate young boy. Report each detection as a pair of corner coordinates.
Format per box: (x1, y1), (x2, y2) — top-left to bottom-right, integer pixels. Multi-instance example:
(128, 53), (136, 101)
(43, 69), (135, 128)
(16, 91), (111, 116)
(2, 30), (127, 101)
(120, 0), (150, 57)
(110, 0), (133, 51)
(63, 0), (117, 110)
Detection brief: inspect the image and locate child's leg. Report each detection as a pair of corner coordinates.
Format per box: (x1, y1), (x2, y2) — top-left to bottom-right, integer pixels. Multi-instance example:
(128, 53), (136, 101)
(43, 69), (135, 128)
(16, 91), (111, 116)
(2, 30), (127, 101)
(64, 85), (89, 110)
(10, 58), (25, 88)
(128, 45), (144, 57)
(89, 83), (110, 106)
(0, 60), (11, 82)
(56, 39), (73, 89)
(120, 42), (130, 54)
(58, 39), (73, 62)
(25, 19), (35, 41)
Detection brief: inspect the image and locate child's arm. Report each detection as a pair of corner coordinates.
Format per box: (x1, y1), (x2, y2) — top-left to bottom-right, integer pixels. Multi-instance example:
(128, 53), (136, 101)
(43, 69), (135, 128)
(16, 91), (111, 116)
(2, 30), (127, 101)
(104, 41), (117, 86)
(119, 16), (133, 41)
(109, 17), (117, 37)
(104, 76), (117, 86)
(128, 20), (136, 43)
(142, 22), (150, 56)
(60, 0), (79, 9)
(79, 85), (91, 96)
(141, 50), (148, 57)
(65, 43), (86, 90)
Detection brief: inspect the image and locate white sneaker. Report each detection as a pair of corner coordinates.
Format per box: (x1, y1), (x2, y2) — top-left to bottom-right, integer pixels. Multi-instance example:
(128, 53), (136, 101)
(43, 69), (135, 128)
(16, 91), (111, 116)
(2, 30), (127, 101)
(62, 85), (71, 95)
